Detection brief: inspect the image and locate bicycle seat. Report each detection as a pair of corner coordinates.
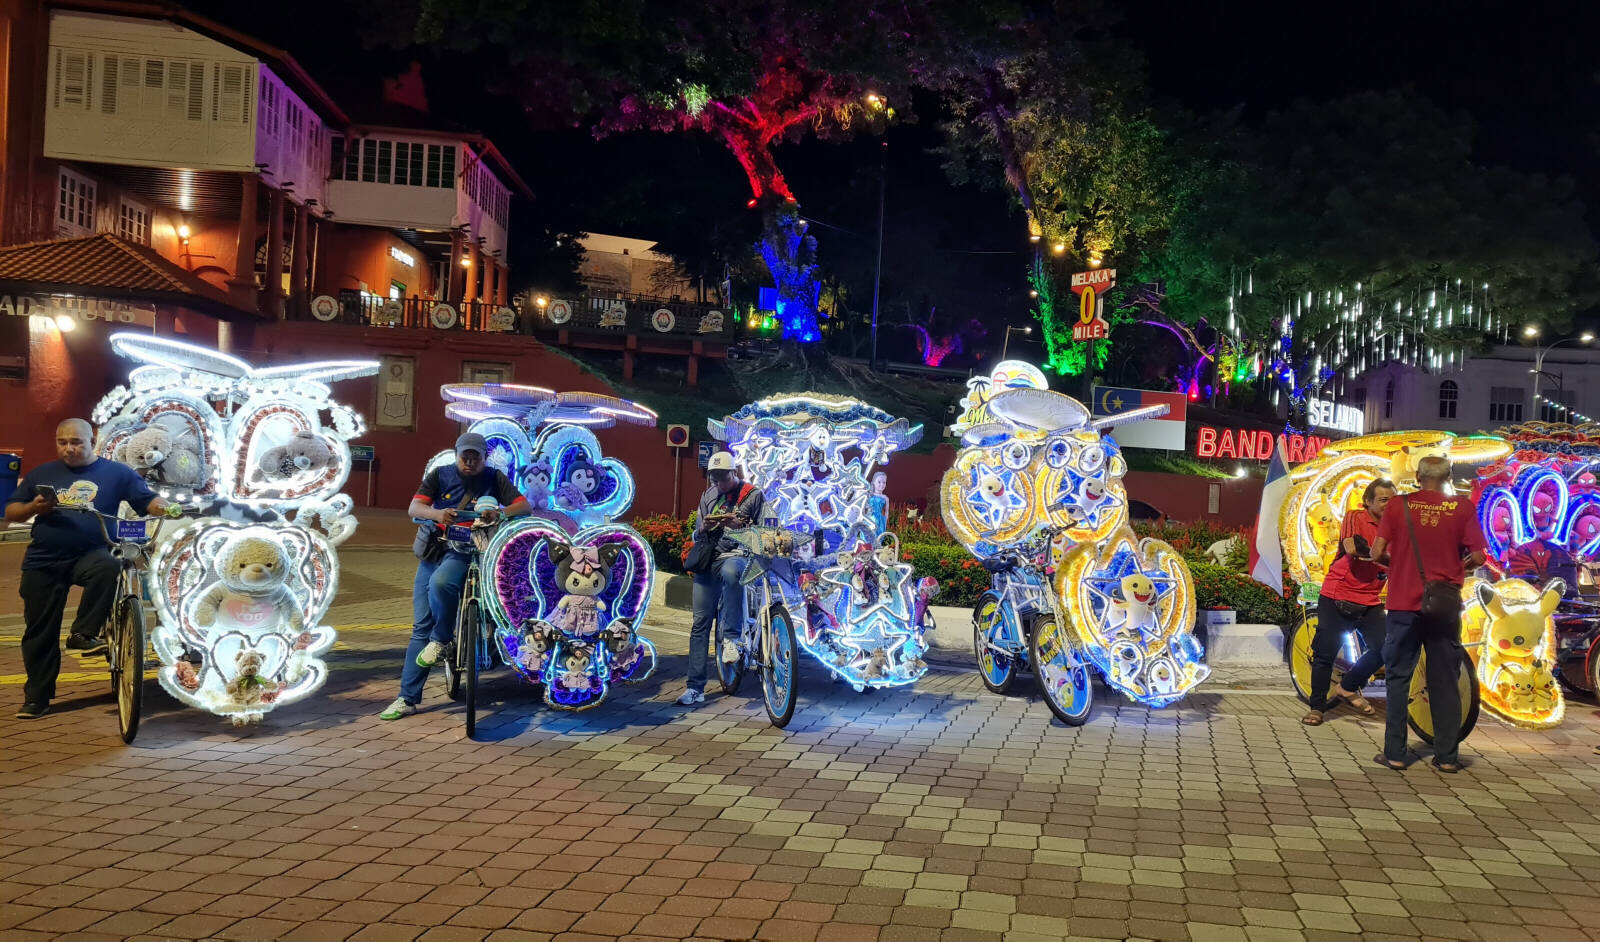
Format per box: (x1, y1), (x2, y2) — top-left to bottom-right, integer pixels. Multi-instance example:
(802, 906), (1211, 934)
(982, 557), (1018, 574)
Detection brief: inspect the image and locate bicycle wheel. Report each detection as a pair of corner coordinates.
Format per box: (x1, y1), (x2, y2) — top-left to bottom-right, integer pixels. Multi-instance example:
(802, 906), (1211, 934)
(1407, 646), (1481, 745)
(114, 597), (145, 744)
(445, 603), (468, 702)
(1287, 612), (1316, 705)
(761, 604), (798, 727)
(463, 598), (481, 739)
(717, 600), (746, 696)
(973, 591), (1021, 695)
(1029, 615), (1094, 725)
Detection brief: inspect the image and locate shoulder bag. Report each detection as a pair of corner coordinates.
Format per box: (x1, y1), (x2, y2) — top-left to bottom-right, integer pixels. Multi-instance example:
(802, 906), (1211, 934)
(681, 483), (753, 574)
(1401, 494), (1462, 622)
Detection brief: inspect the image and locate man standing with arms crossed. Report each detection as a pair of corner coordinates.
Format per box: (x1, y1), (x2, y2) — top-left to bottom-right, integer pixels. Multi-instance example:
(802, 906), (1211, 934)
(1368, 455), (1486, 773)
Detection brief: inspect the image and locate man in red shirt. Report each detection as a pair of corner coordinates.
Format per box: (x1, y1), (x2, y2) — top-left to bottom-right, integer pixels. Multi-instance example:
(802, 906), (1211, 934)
(1369, 456), (1486, 773)
(1303, 478), (1397, 726)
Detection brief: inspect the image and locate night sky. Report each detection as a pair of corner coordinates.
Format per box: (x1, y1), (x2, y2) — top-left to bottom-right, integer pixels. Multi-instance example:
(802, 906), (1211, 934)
(186, 0), (1600, 346)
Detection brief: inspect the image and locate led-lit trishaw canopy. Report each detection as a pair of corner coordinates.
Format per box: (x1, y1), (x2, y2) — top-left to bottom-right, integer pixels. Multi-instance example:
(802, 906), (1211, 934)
(709, 393), (922, 544)
(90, 335), (376, 725)
(711, 394), (934, 690)
(943, 387), (1137, 558)
(1281, 430), (1513, 586)
(427, 384), (656, 525)
(942, 376), (1208, 708)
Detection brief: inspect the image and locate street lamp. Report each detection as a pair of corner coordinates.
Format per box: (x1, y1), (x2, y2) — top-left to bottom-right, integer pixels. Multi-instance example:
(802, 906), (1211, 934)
(1001, 325), (1033, 359)
(1529, 330), (1595, 419)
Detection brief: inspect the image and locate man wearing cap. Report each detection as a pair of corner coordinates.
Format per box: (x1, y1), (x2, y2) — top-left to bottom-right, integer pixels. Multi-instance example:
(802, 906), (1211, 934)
(680, 451), (765, 705)
(379, 433), (530, 720)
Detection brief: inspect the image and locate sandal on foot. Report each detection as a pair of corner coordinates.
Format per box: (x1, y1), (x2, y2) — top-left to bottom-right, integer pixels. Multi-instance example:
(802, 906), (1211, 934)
(1301, 710), (1326, 726)
(1338, 689), (1375, 715)
(1373, 754), (1407, 771)
(1431, 759), (1463, 774)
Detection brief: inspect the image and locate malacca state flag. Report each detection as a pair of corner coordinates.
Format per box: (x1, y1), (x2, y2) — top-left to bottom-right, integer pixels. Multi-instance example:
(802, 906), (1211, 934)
(1247, 437), (1292, 594)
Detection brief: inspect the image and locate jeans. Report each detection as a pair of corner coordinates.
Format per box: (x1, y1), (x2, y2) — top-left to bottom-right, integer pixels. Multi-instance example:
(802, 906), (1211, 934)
(687, 554), (748, 693)
(1311, 595), (1386, 710)
(18, 549), (120, 704)
(398, 551), (471, 704)
(1383, 609), (1465, 765)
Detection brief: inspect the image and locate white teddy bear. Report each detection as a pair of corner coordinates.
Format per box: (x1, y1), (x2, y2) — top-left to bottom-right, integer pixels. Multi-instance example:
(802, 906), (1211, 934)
(123, 426), (205, 488)
(194, 533), (304, 634)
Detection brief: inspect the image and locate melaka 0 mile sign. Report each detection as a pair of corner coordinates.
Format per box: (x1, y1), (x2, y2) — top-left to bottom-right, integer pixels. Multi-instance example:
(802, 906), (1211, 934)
(1070, 268), (1116, 342)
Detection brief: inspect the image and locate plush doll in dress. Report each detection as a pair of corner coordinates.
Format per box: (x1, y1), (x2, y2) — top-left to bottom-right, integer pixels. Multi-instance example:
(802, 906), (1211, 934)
(193, 534), (304, 634)
(523, 455), (553, 510)
(546, 542), (623, 638)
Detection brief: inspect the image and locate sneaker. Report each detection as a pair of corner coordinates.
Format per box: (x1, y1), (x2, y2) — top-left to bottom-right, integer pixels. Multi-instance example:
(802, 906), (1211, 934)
(15, 701), (49, 719)
(66, 634), (108, 656)
(677, 689), (706, 706)
(415, 641), (445, 668)
(720, 639), (742, 664)
(377, 698), (416, 720)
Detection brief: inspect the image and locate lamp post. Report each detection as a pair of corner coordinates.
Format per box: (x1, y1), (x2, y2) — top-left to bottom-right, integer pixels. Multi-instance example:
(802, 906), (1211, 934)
(1526, 327), (1594, 419)
(1001, 325), (1033, 359)
(869, 139), (887, 371)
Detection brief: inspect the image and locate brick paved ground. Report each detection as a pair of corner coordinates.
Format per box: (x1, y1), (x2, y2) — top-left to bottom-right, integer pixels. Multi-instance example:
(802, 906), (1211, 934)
(3, 543), (1600, 942)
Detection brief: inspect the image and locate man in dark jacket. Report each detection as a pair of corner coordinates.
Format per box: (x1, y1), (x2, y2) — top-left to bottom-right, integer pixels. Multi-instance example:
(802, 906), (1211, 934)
(680, 452), (764, 704)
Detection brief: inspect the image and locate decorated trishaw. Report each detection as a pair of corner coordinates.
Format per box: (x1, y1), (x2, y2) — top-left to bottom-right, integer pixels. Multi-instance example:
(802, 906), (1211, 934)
(1279, 430), (1517, 737)
(703, 394), (939, 728)
(940, 361), (1209, 724)
(89, 333), (378, 734)
(1469, 421), (1600, 716)
(421, 384), (660, 733)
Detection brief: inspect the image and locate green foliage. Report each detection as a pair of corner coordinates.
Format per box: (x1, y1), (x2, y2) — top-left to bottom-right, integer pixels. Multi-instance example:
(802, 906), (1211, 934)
(1122, 452), (1234, 479)
(634, 513), (695, 575)
(901, 541), (990, 608)
(1188, 562), (1297, 626)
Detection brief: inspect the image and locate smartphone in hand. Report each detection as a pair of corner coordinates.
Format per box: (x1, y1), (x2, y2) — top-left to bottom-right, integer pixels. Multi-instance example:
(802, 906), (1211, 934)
(34, 484), (58, 502)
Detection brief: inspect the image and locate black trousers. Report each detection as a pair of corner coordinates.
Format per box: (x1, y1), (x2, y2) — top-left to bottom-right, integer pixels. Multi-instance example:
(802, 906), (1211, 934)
(18, 549), (120, 703)
(1384, 609), (1465, 765)
(1310, 595), (1387, 710)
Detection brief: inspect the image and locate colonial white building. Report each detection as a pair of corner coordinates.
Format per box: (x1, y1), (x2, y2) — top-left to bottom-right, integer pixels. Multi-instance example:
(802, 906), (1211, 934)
(1353, 343), (1600, 435)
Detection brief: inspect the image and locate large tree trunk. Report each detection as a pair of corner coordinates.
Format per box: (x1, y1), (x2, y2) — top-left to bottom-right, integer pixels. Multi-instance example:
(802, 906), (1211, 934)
(758, 204), (823, 342)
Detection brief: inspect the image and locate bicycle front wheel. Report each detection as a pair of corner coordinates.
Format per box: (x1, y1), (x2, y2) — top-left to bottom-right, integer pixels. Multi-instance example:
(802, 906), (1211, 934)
(1407, 647), (1481, 745)
(762, 605), (797, 729)
(1030, 615), (1094, 726)
(464, 598), (482, 739)
(114, 597), (145, 744)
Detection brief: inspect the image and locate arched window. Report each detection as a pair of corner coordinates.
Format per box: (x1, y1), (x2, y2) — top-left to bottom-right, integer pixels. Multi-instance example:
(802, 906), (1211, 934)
(1384, 379), (1395, 419)
(1438, 380), (1458, 419)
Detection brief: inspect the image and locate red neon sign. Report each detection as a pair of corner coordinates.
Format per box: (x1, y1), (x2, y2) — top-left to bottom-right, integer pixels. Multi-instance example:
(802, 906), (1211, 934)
(1196, 426), (1330, 464)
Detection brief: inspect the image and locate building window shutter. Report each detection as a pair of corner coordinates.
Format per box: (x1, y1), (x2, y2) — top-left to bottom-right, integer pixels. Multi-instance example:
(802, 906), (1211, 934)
(187, 61), (204, 121)
(100, 55), (118, 114)
(57, 50), (90, 110)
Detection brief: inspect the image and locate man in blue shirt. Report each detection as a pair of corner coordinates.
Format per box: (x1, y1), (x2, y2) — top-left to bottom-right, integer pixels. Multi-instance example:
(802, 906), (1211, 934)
(379, 432), (531, 720)
(4, 419), (177, 719)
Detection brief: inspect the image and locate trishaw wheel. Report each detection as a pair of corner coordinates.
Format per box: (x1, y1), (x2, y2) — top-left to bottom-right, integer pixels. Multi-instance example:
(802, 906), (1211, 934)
(445, 615), (466, 702)
(464, 599), (481, 740)
(115, 598), (145, 745)
(1407, 647), (1480, 745)
(762, 605), (798, 728)
(1029, 615), (1094, 726)
(1287, 612), (1317, 706)
(973, 591), (1020, 695)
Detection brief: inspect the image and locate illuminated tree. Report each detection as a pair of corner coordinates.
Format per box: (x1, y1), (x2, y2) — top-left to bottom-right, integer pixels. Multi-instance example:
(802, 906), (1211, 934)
(1140, 90), (1600, 422)
(392, 0), (912, 342)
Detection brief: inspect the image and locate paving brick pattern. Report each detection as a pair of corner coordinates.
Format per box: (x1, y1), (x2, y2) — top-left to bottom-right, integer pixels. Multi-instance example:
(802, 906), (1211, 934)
(3, 545), (1600, 942)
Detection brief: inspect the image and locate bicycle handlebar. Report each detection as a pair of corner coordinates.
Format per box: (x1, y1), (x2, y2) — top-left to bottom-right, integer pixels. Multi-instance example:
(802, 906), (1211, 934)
(54, 504), (176, 548)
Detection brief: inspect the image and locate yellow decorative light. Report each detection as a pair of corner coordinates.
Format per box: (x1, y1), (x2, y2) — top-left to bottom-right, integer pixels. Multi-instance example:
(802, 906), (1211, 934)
(1460, 576), (1565, 729)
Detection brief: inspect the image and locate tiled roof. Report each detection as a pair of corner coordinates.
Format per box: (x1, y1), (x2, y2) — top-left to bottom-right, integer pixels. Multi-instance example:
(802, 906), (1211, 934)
(0, 233), (256, 319)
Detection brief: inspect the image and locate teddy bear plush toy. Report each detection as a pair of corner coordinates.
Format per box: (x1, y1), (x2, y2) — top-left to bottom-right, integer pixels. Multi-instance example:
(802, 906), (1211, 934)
(257, 431), (334, 483)
(193, 533), (304, 634)
(124, 426), (205, 488)
(223, 648), (280, 725)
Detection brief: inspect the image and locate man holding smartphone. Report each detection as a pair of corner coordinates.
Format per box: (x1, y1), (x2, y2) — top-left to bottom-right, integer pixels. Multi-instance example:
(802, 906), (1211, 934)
(4, 419), (176, 719)
(680, 452), (764, 705)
